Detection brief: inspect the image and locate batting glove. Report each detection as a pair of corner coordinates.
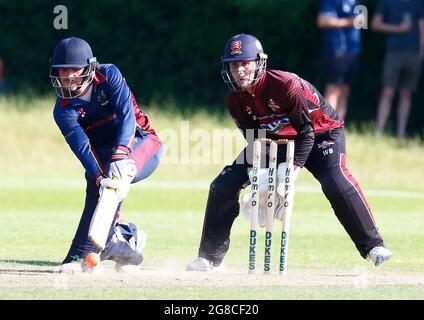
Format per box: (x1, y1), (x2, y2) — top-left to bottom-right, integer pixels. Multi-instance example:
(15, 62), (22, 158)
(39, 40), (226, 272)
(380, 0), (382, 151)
(109, 159), (137, 182)
(106, 159), (137, 201)
(99, 177), (120, 190)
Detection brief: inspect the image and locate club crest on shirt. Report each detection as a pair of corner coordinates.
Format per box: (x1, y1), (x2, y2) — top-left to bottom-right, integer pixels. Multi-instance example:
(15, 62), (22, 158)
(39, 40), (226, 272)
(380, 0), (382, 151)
(96, 90), (109, 106)
(77, 107), (86, 118)
(268, 99), (279, 111)
(246, 105), (257, 120)
(231, 40), (242, 55)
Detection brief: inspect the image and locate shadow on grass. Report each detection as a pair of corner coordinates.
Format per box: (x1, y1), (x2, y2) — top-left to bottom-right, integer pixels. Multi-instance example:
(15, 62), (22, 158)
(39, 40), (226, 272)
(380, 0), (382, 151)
(0, 269), (56, 275)
(0, 259), (59, 266)
(0, 259), (61, 275)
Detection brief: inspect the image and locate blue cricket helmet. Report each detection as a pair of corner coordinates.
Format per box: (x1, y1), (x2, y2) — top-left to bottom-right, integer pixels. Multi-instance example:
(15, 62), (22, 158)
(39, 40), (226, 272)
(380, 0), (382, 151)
(49, 37), (97, 98)
(222, 33), (266, 62)
(50, 37), (95, 68)
(221, 34), (268, 92)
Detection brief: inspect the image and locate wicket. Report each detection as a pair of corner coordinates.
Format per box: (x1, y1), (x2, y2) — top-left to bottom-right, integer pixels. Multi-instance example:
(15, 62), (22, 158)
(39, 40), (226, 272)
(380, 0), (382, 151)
(248, 138), (295, 275)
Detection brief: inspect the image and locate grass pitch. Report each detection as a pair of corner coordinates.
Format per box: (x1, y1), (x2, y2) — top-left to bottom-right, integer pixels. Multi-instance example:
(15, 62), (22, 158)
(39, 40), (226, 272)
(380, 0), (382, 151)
(1, 96), (424, 300)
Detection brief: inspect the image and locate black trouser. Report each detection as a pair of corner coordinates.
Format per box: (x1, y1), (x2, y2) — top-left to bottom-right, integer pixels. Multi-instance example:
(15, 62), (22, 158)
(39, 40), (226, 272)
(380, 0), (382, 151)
(198, 128), (385, 265)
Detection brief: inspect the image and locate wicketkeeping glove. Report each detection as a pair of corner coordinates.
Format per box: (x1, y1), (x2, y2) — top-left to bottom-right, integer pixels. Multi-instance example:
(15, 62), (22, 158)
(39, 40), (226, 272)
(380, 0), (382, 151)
(241, 168), (270, 228)
(241, 163), (301, 226)
(274, 162), (300, 221)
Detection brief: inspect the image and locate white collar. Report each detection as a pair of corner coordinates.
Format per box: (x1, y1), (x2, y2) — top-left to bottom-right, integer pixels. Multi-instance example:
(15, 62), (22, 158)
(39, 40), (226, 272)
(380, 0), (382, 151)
(79, 85), (93, 102)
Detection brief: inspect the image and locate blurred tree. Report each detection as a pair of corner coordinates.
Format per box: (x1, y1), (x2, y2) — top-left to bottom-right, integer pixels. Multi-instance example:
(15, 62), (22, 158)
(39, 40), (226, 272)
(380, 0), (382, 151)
(0, 0), (422, 136)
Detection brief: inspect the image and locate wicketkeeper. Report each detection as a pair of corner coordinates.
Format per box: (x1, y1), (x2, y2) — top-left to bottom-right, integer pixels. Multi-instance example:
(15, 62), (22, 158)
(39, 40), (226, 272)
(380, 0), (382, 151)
(50, 37), (162, 273)
(186, 34), (392, 272)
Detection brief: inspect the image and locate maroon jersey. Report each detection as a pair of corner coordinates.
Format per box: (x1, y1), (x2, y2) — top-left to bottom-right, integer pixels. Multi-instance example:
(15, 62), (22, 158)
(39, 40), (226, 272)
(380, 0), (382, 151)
(226, 70), (344, 167)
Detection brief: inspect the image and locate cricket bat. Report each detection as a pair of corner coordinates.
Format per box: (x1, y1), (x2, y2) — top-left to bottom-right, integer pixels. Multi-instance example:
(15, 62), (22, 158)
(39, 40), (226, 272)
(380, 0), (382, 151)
(88, 185), (120, 250)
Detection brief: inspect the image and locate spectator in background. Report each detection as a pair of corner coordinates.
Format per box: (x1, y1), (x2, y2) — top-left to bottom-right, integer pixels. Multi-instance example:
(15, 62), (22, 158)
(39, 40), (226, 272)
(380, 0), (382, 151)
(372, 0), (424, 139)
(317, 0), (363, 120)
(0, 57), (12, 94)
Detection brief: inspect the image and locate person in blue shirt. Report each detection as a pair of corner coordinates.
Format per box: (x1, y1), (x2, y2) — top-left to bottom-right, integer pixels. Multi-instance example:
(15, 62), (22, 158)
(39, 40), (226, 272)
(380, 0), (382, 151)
(50, 37), (162, 273)
(317, 0), (363, 120)
(0, 57), (13, 94)
(372, 0), (424, 139)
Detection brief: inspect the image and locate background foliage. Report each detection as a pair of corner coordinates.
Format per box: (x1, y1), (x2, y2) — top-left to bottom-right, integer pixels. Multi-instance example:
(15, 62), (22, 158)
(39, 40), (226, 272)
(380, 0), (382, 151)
(0, 0), (423, 136)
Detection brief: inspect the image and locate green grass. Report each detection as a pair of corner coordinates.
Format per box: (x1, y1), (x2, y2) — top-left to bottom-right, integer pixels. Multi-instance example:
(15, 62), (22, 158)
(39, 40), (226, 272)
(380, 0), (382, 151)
(4, 285), (424, 300)
(1, 96), (424, 300)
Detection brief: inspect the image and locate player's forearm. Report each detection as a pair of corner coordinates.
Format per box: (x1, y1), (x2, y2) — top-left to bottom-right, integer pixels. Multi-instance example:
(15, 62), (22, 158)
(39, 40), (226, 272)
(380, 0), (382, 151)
(76, 141), (105, 177)
(372, 23), (403, 33)
(317, 14), (355, 29)
(111, 146), (130, 162)
(420, 20), (424, 58)
(371, 16), (406, 33)
(420, 41), (424, 58)
(292, 126), (314, 168)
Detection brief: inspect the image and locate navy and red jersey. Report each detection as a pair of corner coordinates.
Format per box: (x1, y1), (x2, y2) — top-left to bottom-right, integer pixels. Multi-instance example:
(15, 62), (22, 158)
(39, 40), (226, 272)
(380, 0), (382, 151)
(53, 64), (156, 180)
(226, 70), (344, 167)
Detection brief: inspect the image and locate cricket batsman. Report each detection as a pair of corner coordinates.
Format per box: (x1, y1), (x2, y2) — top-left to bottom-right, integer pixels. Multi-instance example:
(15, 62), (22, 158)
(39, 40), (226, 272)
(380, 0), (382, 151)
(186, 34), (392, 271)
(50, 37), (162, 273)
